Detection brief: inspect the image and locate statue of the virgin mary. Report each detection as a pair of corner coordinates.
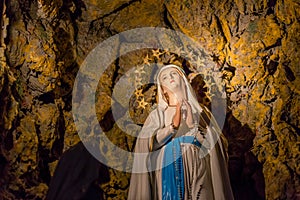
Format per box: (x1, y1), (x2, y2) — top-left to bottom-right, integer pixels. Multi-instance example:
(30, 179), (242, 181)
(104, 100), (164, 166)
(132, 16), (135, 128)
(128, 64), (234, 200)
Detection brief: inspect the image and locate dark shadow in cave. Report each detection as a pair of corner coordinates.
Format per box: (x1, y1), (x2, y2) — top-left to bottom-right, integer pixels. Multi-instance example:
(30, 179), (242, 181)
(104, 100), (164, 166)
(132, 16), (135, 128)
(223, 112), (266, 200)
(46, 142), (109, 200)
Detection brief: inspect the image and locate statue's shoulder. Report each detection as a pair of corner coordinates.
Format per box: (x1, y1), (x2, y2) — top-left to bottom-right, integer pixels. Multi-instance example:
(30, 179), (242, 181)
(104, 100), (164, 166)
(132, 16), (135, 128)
(148, 104), (165, 118)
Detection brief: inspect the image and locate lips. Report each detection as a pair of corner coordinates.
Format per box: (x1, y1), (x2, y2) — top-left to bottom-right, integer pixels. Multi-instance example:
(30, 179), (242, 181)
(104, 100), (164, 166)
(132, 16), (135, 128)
(170, 80), (175, 83)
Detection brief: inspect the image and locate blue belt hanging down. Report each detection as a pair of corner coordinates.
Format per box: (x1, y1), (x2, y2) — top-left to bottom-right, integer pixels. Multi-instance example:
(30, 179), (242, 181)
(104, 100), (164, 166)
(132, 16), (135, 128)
(162, 136), (202, 200)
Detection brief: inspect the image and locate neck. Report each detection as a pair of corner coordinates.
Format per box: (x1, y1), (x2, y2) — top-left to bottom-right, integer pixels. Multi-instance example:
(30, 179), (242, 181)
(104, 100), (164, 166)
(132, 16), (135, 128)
(168, 91), (186, 105)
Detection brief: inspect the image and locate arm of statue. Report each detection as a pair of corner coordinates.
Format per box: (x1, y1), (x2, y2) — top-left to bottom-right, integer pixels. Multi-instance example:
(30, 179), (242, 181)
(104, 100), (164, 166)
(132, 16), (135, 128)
(154, 125), (175, 148)
(152, 104), (181, 150)
(183, 99), (194, 128)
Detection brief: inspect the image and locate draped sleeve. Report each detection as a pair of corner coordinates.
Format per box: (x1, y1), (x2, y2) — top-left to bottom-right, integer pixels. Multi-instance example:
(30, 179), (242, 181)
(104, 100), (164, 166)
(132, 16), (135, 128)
(127, 108), (163, 200)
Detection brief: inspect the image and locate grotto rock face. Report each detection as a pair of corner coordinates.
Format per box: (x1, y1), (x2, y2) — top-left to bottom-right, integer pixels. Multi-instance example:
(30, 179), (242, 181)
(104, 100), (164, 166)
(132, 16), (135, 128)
(0, 0), (299, 199)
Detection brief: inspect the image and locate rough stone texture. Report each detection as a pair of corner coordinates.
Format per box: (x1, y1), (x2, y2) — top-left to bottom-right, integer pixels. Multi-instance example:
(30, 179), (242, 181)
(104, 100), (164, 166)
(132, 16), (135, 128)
(0, 0), (299, 199)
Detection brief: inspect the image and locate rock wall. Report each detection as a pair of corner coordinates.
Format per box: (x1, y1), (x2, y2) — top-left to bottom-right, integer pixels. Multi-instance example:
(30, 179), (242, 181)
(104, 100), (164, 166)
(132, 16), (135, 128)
(0, 0), (299, 199)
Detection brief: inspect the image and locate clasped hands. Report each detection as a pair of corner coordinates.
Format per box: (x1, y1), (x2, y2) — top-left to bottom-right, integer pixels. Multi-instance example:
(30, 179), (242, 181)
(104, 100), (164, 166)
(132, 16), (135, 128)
(171, 99), (194, 130)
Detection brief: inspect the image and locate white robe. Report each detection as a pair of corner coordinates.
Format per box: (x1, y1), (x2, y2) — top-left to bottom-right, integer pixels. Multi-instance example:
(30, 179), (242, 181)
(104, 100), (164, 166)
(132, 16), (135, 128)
(128, 64), (234, 200)
(128, 106), (234, 200)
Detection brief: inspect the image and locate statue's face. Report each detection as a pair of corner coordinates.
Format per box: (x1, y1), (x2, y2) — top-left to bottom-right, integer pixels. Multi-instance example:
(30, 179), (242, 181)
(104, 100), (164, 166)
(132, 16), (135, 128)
(159, 68), (182, 93)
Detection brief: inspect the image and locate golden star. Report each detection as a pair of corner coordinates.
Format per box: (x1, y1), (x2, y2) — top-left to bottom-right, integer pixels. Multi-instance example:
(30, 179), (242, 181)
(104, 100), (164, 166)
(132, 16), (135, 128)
(143, 54), (151, 66)
(134, 76), (143, 87)
(185, 49), (194, 60)
(137, 98), (148, 109)
(152, 49), (163, 59)
(163, 49), (171, 56)
(173, 46), (182, 56)
(134, 69), (146, 76)
(194, 56), (205, 71)
(134, 88), (144, 98)
(168, 54), (177, 63)
(134, 65), (146, 76)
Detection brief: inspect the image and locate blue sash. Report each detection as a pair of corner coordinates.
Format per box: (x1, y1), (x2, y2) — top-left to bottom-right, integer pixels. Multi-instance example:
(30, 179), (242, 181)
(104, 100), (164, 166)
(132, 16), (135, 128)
(162, 136), (201, 200)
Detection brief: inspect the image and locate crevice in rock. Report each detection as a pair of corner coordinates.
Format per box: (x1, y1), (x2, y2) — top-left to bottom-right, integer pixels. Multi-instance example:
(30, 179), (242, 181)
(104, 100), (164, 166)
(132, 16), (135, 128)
(164, 4), (183, 32)
(265, 38), (281, 51)
(163, 4), (176, 29)
(3, 129), (13, 151)
(51, 105), (66, 160)
(0, 155), (8, 186)
(283, 61), (296, 82)
(214, 14), (229, 44)
(0, 74), (16, 152)
(57, 62), (79, 106)
(35, 123), (51, 185)
(37, 91), (55, 104)
(16, 0), (34, 21)
(264, 95), (278, 104)
(266, 0), (276, 15)
(280, 93), (300, 135)
(89, 0), (141, 32)
(99, 109), (115, 132)
(56, 0), (85, 54)
(162, 6), (187, 50)
(262, 56), (279, 76)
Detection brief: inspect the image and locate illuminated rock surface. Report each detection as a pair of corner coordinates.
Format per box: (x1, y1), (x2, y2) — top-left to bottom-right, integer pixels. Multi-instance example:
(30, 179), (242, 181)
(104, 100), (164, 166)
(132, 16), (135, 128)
(0, 0), (299, 199)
